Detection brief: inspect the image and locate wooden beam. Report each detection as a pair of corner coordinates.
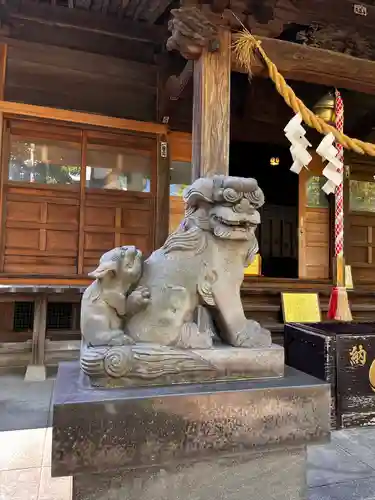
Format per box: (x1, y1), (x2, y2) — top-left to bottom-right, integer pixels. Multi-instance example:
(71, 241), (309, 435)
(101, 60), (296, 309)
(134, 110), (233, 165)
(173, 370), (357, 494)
(0, 100), (167, 134)
(192, 28), (231, 178)
(5, 39), (157, 91)
(232, 35), (375, 96)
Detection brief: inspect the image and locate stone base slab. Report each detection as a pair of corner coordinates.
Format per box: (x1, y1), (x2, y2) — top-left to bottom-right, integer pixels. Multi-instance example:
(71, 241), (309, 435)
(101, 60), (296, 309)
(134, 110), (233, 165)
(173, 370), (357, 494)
(72, 445), (307, 500)
(52, 362), (330, 478)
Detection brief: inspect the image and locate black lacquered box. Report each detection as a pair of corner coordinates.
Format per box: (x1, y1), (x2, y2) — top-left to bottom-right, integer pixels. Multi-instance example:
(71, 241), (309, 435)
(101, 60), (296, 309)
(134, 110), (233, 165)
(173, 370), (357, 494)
(285, 322), (375, 429)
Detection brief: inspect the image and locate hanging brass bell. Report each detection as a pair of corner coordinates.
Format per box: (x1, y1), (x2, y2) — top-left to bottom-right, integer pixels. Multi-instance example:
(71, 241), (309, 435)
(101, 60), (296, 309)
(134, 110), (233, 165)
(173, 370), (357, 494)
(313, 92), (336, 124)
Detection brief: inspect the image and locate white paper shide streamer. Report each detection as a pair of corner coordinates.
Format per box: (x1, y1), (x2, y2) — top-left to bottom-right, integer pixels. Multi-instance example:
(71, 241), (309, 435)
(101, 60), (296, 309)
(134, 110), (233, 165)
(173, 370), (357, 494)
(284, 113), (312, 174)
(315, 132), (343, 195)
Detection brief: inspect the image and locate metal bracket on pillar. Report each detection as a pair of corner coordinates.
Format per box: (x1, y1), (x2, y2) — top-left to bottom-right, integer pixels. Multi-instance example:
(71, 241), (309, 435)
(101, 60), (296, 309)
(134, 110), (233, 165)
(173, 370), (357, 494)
(159, 60), (194, 124)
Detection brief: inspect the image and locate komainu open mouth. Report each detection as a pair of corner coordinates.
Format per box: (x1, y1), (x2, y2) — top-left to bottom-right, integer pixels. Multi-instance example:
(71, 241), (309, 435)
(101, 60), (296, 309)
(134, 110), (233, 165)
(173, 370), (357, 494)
(212, 214), (252, 229)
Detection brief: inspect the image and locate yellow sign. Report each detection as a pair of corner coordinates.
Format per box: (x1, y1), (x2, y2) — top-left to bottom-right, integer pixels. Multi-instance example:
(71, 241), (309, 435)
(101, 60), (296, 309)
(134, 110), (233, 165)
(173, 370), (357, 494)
(244, 254), (261, 276)
(369, 359), (375, 392)
(349, 344), (367, 367)
(281, 292), (321, 323)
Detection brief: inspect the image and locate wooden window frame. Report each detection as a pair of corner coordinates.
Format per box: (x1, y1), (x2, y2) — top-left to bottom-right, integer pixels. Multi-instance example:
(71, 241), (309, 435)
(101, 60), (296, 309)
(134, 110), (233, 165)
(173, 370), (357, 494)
(5, 118), (158, 193)
(0, 100), (166, 135)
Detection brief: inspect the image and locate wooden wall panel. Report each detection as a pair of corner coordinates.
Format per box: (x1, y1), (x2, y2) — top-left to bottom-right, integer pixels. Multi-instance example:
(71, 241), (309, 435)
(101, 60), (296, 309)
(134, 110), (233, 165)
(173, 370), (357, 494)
(169, 196), (185, 233)
(6, 228), (40, 249)
(83, 190), (154, 274)
(85, 207), (115, 227)
(169, 132), (192, 162)
(169, 132), (191, 234)
(3, 185), (79, 275)
(7, 200), (41, 222)
(123, 206), (151, 231)
(119, 234), (151, 253)
(46, 230), (77, 252)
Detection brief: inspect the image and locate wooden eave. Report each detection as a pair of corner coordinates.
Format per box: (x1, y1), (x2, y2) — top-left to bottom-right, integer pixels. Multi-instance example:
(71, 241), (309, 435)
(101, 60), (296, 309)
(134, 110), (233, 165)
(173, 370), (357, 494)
(7, 2), (168, 44)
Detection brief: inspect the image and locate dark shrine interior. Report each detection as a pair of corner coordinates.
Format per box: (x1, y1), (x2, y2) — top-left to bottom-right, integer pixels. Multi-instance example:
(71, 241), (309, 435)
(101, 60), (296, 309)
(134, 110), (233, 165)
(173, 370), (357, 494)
(229, 141), (299, 278)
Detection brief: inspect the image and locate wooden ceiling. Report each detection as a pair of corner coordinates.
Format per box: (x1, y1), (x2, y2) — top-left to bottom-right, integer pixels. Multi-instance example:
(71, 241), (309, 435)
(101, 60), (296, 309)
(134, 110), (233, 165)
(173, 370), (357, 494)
(234, 0), (375, 56)
(6, 0), (175, 24)
(3, 0), (375, 64)
(0, 0), (170, 65)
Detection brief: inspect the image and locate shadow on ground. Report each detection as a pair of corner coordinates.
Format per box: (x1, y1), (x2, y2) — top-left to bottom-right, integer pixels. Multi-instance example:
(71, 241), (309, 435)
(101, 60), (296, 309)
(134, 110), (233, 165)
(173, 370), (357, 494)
(0, 367), (56, 432)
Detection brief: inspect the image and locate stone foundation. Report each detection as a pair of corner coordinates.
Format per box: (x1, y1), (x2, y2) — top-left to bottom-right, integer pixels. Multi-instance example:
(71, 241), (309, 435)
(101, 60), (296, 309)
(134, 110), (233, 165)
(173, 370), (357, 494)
(52, 362), (330, 500)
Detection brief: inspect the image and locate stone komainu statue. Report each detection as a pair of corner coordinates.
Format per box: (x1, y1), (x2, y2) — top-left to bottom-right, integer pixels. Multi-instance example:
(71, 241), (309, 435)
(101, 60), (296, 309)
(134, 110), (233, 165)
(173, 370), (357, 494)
(80, 175), (272, 386)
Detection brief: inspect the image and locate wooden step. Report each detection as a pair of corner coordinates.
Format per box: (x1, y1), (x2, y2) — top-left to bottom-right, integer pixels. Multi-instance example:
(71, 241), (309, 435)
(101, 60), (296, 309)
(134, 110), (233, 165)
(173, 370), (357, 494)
(350, 304), (375, 312)
(263, 323), (284, 332)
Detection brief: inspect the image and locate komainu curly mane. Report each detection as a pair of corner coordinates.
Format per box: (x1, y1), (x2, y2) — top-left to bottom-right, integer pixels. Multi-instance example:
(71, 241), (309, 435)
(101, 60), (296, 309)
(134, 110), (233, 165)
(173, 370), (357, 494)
(163, 226), (207, 255)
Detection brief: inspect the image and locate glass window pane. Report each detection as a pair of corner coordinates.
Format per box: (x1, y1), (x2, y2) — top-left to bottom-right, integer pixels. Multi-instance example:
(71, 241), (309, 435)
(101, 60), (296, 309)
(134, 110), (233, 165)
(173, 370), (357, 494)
(306, 176), (329, 208)
(170, 160), (192, 196)
(86, 142), (152, 192)
(8, 137), (81, 185)
(350, 179), (375, 212)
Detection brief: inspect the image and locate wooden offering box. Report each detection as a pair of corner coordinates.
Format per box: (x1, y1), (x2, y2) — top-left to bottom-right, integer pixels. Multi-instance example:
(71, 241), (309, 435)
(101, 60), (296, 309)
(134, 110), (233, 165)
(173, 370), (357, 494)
(285, 322), (375, 430)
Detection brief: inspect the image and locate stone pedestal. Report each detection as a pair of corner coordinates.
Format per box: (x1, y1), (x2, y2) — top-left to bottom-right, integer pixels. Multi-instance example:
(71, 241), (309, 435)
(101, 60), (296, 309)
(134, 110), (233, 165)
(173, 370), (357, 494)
(51, 362), (331, 500)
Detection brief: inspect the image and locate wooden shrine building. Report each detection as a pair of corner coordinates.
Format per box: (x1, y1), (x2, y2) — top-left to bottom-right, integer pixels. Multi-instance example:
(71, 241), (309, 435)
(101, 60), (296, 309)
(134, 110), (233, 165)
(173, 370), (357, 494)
(0, 0), (375, 371)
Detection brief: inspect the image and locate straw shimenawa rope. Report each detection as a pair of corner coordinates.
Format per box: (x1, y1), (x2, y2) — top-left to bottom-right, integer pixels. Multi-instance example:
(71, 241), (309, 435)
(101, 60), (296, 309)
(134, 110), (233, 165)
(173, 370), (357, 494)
(232, 29), (375, 157)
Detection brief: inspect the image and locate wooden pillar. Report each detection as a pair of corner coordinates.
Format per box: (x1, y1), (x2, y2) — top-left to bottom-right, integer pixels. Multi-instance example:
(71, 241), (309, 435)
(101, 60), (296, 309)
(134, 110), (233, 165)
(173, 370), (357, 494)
(25, 295), (48, 381)
(154, 135), (170, 248)
(0, 44), (7, 273)
(192, 28), (231, 179)
(78, 131), (87, 276)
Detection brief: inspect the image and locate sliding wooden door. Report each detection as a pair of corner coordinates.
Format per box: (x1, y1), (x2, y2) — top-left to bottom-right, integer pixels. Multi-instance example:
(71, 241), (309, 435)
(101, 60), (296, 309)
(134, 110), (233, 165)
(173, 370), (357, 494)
(298, 153), (331, 279)
(3, 120), (81, 275)
(82, 130), (156, 274)
(346, 158), (375, 283)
